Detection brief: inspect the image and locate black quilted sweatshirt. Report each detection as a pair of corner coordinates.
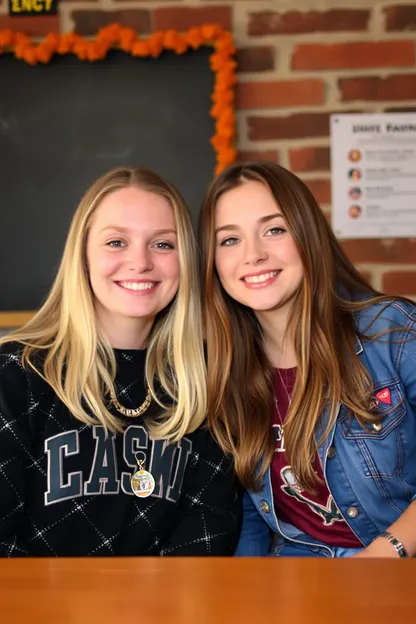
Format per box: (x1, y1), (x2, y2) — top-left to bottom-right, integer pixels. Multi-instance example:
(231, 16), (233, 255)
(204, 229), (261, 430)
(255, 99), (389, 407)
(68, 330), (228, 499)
(0, 342), (241, 557)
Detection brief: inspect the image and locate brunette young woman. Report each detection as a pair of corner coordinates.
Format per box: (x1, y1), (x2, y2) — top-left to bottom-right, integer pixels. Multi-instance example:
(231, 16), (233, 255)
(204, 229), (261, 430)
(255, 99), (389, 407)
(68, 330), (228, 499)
(199, 161), (416, 558)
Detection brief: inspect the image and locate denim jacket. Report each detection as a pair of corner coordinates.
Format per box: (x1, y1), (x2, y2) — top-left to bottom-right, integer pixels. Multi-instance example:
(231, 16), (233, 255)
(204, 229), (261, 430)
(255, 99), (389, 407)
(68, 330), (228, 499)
(236, 299), (416, 557)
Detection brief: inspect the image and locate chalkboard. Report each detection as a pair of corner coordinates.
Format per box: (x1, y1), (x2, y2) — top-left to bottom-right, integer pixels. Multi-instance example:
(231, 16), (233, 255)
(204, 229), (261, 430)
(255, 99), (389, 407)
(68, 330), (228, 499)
(0, 48), (215, 319)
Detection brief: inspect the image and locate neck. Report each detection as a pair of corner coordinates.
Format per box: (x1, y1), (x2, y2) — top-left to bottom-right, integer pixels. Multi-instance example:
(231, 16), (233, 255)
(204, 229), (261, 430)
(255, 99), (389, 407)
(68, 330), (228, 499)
(97, 308), (154, 350)
(255, 304), (297, 369)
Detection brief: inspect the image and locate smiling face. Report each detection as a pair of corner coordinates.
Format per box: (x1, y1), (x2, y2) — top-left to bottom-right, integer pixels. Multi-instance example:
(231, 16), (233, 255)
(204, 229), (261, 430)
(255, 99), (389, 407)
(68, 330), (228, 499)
(214, 180), (304, 315)
(86, 186), (179, 340)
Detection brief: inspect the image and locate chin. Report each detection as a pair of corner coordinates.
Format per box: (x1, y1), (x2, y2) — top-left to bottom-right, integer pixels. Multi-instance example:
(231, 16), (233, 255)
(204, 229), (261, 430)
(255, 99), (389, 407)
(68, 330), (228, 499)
(116, 305), (157, 319)
(238, 295), (281, 311)
(251, 303), (281, 313)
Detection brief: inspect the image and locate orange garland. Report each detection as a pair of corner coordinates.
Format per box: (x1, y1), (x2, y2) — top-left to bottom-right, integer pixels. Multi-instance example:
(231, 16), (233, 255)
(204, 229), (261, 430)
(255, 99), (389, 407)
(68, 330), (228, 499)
(0, 23), (237, 175)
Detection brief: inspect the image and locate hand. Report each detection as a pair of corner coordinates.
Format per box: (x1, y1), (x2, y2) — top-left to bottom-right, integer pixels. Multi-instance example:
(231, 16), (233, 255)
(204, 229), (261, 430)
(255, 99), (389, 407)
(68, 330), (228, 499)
(352, 537), (400, 558)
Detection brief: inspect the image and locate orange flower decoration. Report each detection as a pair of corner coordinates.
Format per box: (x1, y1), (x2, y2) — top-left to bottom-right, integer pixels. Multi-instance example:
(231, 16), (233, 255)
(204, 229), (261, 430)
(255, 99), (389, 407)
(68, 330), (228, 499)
(0, 22), (237, 175)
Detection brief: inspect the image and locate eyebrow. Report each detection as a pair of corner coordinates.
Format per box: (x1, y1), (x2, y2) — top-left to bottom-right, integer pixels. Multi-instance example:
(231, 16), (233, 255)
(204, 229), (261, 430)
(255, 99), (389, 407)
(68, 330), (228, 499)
(100, 226), (177, 236)
(215, 212), (284, 235)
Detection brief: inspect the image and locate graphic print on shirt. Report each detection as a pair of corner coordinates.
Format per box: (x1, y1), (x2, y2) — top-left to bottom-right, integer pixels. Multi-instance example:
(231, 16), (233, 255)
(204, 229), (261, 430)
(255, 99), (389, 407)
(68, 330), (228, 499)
(280, 466), (343, 526)
(44, 425), (192, 506)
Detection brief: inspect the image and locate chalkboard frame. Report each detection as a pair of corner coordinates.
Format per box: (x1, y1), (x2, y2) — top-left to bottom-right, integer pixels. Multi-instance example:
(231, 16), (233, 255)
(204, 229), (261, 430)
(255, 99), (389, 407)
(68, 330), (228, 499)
(0, 23), (237, 326)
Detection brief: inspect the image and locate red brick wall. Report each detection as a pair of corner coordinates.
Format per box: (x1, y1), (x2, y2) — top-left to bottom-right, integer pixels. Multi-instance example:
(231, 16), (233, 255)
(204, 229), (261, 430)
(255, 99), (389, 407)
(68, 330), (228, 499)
(1, 1), (416, 298)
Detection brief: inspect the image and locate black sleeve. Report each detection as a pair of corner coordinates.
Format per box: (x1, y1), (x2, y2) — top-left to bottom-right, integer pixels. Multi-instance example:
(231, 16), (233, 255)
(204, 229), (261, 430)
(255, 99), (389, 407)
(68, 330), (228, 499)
(158, 428), (242, 556)
(0, 347), (32, 557)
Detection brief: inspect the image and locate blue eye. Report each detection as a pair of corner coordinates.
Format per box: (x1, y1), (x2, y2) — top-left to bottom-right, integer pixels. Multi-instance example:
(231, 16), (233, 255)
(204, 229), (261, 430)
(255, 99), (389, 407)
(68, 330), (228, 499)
(106, 240), (126, 247)
(221, 237), (239, 246)
(153, 241), (175, 250)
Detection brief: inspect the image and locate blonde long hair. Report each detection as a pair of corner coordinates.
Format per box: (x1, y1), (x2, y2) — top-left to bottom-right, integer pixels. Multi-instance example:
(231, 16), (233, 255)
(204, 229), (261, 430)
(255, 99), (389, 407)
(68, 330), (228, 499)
(1, 166), (207, 440)
(199, 161), (412, 492)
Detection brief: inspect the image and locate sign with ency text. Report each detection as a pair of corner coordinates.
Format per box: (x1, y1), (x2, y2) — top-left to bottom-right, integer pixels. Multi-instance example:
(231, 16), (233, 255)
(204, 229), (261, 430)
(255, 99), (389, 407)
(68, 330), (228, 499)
(330, 112), (416, 239)
(9, 0), (56, 16)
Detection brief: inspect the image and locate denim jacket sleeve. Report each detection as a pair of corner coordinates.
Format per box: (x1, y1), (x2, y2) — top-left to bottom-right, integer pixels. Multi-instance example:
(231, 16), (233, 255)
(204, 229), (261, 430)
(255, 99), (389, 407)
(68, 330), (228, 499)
(399, 319), (416, 407)
(234, 491), (272, 556)
(398, 318), (416, 501)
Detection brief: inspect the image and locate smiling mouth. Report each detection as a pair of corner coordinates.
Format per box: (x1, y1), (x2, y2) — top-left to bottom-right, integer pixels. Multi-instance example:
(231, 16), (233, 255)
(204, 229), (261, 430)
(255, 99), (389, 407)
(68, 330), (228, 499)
(242, 270), (280, 284)
(117, 281), (158, 292)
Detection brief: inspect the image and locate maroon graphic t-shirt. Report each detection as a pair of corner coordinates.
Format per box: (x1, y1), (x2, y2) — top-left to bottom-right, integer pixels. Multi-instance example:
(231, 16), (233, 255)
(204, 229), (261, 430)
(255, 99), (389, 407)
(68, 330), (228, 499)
(271, 368), (361, 548)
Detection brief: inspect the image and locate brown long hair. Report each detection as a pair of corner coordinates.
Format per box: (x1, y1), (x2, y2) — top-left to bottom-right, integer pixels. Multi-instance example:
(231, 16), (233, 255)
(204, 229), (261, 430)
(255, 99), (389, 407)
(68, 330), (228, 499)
(198, 161), (407, 492)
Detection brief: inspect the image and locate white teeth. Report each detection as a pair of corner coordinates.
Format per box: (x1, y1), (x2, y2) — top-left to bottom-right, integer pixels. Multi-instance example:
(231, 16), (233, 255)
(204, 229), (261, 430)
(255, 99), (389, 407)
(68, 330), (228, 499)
(119, 281), (155, 291)
(244, 271), (278, 284)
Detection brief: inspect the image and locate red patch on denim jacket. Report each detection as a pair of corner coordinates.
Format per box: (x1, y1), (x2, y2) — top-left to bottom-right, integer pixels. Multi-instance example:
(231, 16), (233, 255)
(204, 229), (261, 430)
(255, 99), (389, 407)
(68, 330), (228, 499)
(375, 388), (391, 405)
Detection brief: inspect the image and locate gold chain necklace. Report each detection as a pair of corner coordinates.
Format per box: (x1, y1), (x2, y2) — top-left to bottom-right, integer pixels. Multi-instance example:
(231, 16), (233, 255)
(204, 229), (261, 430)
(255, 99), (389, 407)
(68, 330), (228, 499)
(110, 387), (152, 418)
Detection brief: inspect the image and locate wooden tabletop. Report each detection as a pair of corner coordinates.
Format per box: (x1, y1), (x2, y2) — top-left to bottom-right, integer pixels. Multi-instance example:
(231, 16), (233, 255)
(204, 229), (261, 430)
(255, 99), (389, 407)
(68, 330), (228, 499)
(1, 558), (415, 623)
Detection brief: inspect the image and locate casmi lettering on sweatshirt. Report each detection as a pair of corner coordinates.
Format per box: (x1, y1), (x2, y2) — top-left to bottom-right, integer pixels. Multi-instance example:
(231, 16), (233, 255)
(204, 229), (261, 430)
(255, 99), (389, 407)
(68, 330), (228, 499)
(44, 425), (192, 506)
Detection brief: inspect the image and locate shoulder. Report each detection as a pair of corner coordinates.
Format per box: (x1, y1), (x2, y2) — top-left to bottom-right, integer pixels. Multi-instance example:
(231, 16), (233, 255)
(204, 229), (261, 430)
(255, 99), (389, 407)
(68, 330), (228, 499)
(0, 341), (31, 416)
(0, 340), (26, 375)
(354, 298), (416, 335)
(0, 340), (47, 400)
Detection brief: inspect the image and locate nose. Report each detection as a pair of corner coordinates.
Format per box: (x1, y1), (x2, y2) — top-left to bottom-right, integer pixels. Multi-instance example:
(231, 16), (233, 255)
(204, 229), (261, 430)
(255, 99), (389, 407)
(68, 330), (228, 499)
(127, 245), (154, 273)
(244, 236), (268, 265)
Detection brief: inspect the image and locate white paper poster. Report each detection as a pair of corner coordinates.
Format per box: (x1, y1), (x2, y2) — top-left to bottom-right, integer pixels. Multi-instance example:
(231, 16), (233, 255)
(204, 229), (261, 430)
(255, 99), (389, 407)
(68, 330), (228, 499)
(330, 113), (416, 239)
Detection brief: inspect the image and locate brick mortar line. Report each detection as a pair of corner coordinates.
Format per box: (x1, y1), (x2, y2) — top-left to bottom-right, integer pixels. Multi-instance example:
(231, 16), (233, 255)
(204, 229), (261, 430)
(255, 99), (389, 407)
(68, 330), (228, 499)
(237, 69), (416, 81)
(233, 33), (416, 45)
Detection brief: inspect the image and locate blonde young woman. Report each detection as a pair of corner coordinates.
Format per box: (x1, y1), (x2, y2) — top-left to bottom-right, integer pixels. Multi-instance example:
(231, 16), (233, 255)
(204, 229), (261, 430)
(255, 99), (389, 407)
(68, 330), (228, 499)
(199, 161), (416, 559)
(0, 166), (241, 557)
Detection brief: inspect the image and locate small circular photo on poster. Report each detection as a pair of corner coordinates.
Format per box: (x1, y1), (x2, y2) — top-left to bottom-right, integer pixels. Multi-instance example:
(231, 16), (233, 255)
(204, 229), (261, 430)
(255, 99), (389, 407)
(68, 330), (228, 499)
(348, 205), (362, 219)
(348, 149), (362, 163)
(348, 168), (361, 181)
(348, 187), (362, 200)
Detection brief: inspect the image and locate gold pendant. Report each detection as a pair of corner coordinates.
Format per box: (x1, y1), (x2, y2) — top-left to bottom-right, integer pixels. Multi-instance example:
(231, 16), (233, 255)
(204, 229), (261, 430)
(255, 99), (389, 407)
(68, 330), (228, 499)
(131, 459), (155, 498)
